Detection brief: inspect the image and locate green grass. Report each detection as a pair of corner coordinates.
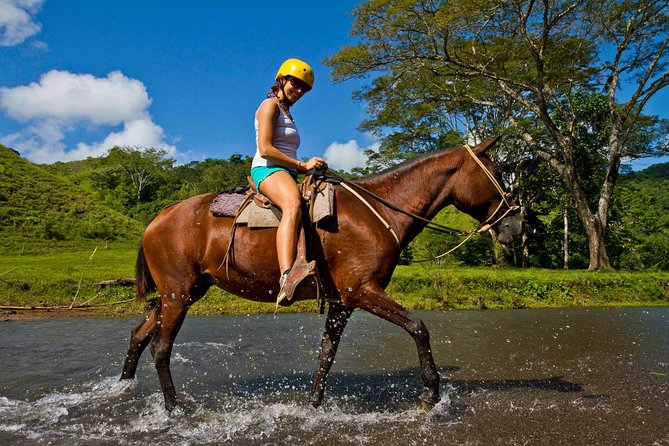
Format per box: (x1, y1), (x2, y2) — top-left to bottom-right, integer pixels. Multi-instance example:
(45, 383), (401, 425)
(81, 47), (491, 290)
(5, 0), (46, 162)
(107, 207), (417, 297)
(388, 264), (669, 309)
(1, 244), (667, 317)
(0, 241), (319, 316)
(0, 240), (141, 315)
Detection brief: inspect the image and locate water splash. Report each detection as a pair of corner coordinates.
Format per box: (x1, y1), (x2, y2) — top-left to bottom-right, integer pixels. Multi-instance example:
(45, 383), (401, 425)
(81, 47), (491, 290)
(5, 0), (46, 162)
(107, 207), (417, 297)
(0, 375), (458, 446)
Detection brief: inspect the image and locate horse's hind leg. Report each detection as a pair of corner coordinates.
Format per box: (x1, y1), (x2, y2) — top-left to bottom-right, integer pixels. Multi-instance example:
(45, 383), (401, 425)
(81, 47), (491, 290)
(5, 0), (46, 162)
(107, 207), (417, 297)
(121, 304), (159, 380)
(353, 285), (440, 411)
(310, 302), (353, 407)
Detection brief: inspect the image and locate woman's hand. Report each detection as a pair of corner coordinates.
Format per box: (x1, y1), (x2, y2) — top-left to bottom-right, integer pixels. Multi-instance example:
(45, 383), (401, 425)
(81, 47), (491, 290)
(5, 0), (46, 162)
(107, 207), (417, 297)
(304, 157), (328, 172)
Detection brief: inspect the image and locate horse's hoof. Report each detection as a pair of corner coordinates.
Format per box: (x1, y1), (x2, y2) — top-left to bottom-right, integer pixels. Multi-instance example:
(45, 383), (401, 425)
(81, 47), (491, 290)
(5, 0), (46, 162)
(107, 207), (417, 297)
(419, 389), (440, 412)
(419, 399), (434, 414)
(164, 399), (179, 413)
(309, 394), (323, 408)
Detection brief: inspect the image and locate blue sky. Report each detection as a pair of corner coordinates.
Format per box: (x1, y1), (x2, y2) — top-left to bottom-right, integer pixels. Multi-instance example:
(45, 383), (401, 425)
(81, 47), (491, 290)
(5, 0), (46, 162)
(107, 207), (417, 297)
(0, 0), (374, 170)
(0, 0), (667, 171)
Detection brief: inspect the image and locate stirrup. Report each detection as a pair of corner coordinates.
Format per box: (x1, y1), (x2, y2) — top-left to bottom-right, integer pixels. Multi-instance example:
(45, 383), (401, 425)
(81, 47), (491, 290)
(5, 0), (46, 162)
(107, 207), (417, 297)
(276, 258), (317, 308)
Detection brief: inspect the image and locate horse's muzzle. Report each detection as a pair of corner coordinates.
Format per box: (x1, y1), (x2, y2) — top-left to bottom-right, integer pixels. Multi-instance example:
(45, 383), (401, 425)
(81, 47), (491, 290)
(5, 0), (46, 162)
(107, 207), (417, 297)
(495, 213), (525, 245)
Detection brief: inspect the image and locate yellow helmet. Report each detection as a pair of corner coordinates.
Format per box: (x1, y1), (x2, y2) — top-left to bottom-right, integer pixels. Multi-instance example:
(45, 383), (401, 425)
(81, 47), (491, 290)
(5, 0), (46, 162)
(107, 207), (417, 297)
(275, 58), (314, 89)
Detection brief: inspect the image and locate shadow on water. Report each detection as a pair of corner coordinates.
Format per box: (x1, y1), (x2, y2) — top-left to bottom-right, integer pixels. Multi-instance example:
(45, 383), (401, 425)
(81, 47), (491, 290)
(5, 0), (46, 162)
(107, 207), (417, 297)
(450, 375), (584, 395)
(187, 365), (585, 413)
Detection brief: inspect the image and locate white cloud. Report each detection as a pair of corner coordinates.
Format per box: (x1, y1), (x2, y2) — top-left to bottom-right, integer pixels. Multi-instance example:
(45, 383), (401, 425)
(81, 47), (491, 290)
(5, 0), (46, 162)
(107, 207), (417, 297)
(66, 117), (174, 162)
(323, 139), (377, 172)
(0, 70), (178, 163)
(1, 70), (150, 124)
(0, 0), (44, 46)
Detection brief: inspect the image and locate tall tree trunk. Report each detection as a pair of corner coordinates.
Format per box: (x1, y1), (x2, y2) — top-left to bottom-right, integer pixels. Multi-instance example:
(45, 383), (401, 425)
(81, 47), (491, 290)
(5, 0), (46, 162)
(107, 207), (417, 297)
(522, 231), (530, 268)
(557, 160), (613, 271)
(573, 201), (611, 271)
(585, 217), (611, 271)
(520, 205), (530, 267)
(562, 207), (569, 270)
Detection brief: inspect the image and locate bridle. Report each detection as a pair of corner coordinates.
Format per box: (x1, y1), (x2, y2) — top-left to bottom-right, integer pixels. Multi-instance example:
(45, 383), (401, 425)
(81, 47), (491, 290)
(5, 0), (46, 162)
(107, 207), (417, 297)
(462, 144), (520, 234)
(321, 144), (520, 261)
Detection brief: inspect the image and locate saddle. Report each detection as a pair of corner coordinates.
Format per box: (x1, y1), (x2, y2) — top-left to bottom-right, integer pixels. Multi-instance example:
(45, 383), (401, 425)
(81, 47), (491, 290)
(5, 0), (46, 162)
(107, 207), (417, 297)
(210, 176), (335, 227)
(213, 174), (336, 312)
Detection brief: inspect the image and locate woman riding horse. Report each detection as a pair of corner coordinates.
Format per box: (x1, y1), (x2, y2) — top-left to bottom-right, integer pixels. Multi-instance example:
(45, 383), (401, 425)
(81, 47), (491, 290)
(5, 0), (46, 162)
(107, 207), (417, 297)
(251, 58), (327, 306)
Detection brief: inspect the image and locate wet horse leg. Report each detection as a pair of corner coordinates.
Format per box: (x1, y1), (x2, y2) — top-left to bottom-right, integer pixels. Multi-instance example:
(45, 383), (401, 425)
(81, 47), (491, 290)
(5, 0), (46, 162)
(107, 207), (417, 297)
(310, 302), (353, 407)
(354, 285), (440, 411)
(151, 299), (191, 411)
(120, 304), (159, 380)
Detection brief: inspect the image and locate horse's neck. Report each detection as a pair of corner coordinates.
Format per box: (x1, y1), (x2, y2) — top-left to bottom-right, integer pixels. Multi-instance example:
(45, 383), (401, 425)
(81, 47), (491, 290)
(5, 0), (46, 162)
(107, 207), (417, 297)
(356, 151), (459, 246)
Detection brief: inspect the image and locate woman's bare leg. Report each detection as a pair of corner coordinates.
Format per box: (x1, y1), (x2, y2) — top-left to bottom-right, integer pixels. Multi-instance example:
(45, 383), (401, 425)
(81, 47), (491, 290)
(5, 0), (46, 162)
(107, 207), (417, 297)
(258, 170), (302, 274)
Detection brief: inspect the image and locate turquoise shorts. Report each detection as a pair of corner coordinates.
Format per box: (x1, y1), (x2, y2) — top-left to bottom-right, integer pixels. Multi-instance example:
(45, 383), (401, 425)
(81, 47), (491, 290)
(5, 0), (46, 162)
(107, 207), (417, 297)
(250, 166), (298, 191)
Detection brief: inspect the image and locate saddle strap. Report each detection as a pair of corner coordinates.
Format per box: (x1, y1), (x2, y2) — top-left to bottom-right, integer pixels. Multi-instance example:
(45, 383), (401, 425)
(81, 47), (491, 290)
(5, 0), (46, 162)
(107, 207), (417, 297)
(219, 191), (256, 278)
(339, 182), (400, 246)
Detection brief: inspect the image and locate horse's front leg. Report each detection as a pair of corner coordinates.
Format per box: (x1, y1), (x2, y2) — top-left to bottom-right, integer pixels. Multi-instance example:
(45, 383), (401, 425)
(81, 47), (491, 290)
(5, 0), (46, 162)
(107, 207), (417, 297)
(310, 302), (353, 407)
(151, 300), (189, 411)
(352, 285), (440, 411)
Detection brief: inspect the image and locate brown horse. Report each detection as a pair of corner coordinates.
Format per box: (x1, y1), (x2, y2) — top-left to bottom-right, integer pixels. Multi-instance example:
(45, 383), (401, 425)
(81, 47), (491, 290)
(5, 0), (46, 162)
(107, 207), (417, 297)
(120, 137), (524, 412)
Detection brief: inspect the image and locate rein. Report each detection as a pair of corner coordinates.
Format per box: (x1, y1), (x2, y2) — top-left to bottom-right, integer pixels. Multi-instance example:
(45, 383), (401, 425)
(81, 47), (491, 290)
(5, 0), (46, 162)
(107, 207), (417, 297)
(322, 172), (471, 237)
(337, 181), (401, 245)
(322, 144), (520, 261)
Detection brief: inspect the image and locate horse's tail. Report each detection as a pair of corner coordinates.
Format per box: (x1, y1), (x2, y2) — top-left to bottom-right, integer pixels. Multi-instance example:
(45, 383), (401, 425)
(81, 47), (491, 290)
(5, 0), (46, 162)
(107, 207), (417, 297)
(135, 240), (156, 301)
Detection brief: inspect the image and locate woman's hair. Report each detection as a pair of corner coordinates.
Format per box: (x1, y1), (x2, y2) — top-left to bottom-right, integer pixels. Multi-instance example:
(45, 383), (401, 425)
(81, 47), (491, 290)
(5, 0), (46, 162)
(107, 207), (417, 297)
(267, 77), (284, 98)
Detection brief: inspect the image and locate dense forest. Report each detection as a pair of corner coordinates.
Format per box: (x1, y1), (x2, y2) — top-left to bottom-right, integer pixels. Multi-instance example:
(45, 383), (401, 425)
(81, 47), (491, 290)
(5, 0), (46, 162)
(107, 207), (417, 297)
(1, 143), (667, 270)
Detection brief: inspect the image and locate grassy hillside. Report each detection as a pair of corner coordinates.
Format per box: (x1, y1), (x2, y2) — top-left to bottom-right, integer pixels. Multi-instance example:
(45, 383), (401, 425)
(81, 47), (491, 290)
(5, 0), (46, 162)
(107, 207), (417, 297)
(0, 145), (142, 253)
(41, 156), (109, 190)
(626, 162), (669, 182)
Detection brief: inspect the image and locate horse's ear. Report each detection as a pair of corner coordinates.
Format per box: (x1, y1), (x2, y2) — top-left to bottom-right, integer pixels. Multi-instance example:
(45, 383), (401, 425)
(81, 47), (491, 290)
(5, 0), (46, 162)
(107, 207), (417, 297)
(471, 136), (501, 155)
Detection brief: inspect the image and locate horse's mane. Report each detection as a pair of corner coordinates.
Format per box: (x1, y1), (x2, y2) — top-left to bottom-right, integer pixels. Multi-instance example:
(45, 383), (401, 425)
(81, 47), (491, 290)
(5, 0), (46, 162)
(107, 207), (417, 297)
(351, 144), (504, 210)
(355, 146), (463, 189)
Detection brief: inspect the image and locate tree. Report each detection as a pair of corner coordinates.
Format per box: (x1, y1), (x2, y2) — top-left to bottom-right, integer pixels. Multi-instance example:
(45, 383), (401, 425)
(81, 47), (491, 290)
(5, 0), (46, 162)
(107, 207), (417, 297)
(326, 0), (669, 270)
(105, 146), (174, 204)
(610, 163), (669, 270)
(194, 155), (252, 194)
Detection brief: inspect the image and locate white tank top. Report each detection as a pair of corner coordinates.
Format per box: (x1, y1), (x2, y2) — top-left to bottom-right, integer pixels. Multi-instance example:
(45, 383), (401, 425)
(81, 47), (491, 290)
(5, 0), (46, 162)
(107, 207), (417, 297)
(251, 98), (300, 169)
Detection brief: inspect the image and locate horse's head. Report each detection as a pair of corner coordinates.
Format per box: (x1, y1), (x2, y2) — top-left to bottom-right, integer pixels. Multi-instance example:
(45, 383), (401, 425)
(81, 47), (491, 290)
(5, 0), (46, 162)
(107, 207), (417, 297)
(453, 138), (525, 245)
(486, 198), (524, 245)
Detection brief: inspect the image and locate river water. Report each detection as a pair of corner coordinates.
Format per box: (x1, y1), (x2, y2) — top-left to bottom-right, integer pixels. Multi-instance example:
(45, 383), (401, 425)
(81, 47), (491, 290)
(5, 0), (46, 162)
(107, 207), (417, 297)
(0, 308), (667, 445)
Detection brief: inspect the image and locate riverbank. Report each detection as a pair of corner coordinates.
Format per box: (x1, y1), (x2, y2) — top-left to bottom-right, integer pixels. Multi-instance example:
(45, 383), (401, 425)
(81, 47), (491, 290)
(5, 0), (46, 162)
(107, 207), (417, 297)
(1, 307), (120, 321)
(1, 242), (667, 319)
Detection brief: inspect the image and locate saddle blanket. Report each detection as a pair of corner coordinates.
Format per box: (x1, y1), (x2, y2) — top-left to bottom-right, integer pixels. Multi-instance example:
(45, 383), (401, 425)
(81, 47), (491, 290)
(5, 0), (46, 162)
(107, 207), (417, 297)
(210, 182), (334, 228)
